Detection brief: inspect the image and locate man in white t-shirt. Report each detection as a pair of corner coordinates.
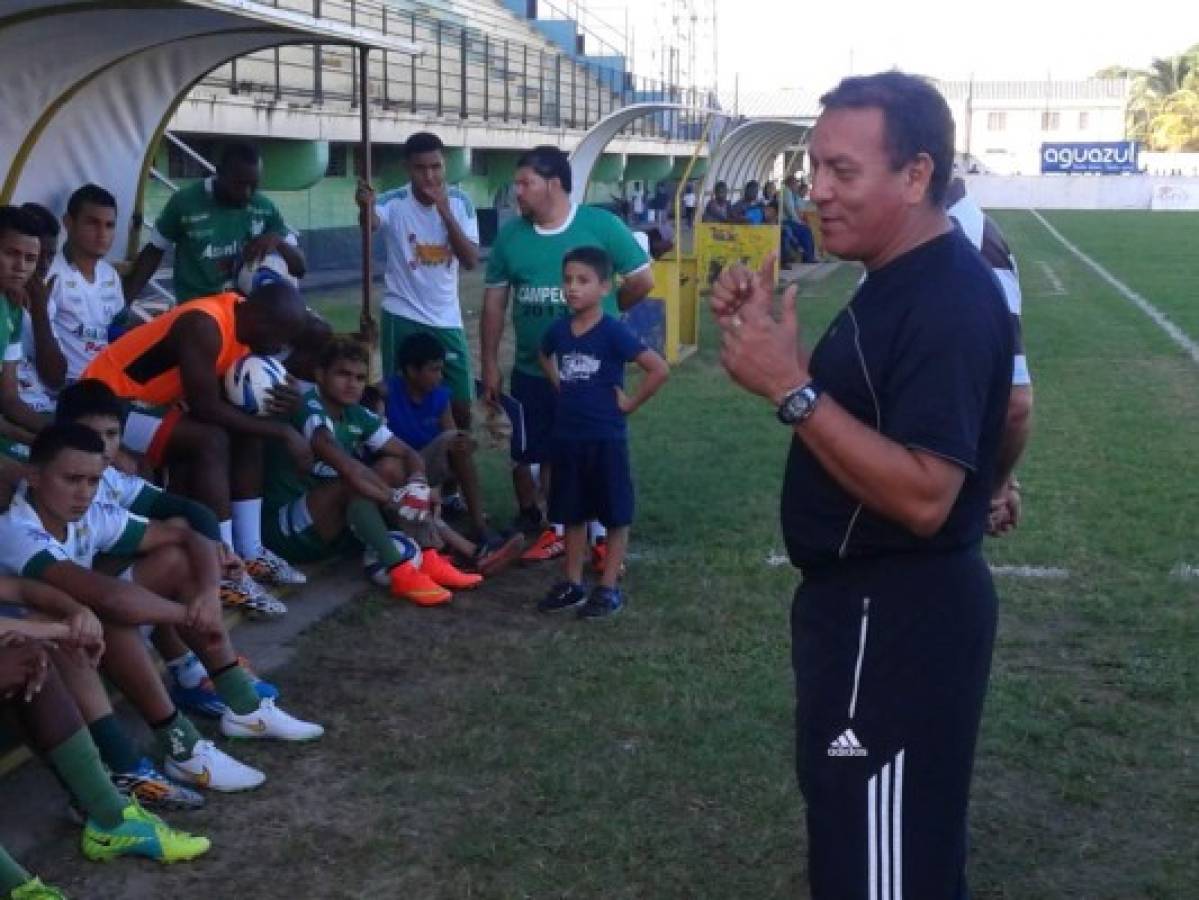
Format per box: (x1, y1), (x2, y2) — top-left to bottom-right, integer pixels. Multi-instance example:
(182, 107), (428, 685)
(354, 132), (480, 429)
(46, 184), (125, 385)
(945, 176), (1033, 535)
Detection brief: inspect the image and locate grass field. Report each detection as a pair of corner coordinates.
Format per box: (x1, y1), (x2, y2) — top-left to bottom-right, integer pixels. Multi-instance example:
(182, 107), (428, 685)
(23, 211), (1198, 898)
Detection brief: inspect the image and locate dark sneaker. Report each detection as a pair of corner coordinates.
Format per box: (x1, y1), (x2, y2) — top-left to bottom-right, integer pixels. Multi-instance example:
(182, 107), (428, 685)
(578, 586), (625, 619)
(537, 581), (588, 613)
(475, 532), (526, 576)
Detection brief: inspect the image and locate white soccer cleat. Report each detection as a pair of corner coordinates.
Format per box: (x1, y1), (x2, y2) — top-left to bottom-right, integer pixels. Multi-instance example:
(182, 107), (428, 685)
(245, 547), (308, 586)
(164, 739), (266, 793)
(221, 698), (325, 742)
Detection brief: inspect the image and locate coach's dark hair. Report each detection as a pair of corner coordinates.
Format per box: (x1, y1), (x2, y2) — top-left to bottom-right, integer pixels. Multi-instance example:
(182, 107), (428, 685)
(516, 145), (572, 192)
(20, 203), (60, 239)
(398, 332), (445, 373)
(30, 422), (105, 466)
(404, 132), (445, 158)
(218, 141), (261, 171)
(55, 379), (127, 426)
(66, 183), (117, 218)
(0, 205), (41, 242)
(819, 71), (955, 207)
(317, 335), (369, 371)
(563, 245), (613, 281)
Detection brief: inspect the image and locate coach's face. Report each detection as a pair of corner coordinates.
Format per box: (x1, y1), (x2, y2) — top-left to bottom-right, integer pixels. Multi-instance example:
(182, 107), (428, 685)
(809, 106), (931, 268)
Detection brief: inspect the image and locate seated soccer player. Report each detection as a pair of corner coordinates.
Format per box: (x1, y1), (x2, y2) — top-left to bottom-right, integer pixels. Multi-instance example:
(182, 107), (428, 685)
(263, 337), (487, 605)
(0, 424), (324, 793)
(82, 280), (314, 600)
(13, 202), (62, 417)
(375, 333), (524, 574)
(54, 379), (278, 723)
(0, 207), (54, 453)
(0, 615), (210, 872)
(1, 566), (205, 813)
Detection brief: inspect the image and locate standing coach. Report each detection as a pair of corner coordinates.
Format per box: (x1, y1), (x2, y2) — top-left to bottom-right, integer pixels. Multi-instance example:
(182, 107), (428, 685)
(711, 72), (1014, 899)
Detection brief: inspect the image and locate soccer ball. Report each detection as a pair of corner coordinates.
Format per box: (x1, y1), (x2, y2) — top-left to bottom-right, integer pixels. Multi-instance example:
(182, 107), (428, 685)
(236, 250), (297, 296)
(363, 531), (423, 586)
(224, 353), (288, 415)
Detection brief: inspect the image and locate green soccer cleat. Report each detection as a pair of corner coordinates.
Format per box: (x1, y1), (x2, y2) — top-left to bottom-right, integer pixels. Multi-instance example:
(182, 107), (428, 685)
(81, 799), (211, 864)
(10, 878), (67, 900)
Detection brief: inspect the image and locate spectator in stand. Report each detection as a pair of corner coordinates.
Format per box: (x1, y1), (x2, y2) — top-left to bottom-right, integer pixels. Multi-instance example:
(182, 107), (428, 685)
(732, 180), (767, 224)
(683, 182), (697, 226)
(762, 180), (780, 217)
(703, 181), (733, 223)
(781, 175), (817, 264)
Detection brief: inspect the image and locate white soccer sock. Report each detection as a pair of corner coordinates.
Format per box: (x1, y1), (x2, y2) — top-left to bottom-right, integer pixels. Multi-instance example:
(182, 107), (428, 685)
(232, 499), (264, 559)
(166, 651), (208, 690)
(219, 520), (234, 548)
(553, 523), (564, 537)
(529, 463), (541, 491)
(589, 521), (607, 544)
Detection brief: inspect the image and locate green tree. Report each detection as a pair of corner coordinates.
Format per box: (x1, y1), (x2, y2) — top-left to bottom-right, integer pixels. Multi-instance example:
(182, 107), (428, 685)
(1115, 45), (1199, 150)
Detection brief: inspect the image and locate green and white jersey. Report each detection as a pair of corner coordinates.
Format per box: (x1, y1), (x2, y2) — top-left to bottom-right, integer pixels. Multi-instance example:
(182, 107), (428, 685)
(264, 387), (393, 509)
(484, 204), (650, 377)
(0, 493), (147, 578)
(0, 294), (23, 365)
(150, 177), (289, 302)
(96, 466), (160, 513)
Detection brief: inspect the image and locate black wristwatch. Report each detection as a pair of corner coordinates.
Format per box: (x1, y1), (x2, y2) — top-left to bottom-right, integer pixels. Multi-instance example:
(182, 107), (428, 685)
(776, 381), (822, 426)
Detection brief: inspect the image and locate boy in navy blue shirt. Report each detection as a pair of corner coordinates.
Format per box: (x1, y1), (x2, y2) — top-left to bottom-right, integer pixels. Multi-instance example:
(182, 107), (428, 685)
(536, 246), (669, 618)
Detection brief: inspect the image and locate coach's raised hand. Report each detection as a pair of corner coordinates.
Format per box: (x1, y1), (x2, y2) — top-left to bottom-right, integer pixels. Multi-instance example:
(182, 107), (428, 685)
(712, 254), (808, 404)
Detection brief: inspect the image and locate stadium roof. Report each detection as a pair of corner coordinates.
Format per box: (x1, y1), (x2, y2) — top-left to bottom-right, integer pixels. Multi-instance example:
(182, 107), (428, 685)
(713, 87), (822, 121)
(703, 119), (812, 197)
(0, 0), (419, 257)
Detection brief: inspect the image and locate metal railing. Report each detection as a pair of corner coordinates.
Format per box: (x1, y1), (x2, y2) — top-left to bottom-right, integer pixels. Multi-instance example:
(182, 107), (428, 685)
(200, 0), (715, 140)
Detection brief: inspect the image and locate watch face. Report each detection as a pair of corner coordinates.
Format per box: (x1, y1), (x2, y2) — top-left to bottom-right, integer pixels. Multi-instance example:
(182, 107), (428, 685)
(778, 385), (817, 424)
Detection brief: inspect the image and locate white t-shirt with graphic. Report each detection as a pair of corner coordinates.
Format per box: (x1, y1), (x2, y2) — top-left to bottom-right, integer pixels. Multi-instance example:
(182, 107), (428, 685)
(0, 493), (147, 578)
(47, 254), (124, 382)
(375, 184), (479, 328)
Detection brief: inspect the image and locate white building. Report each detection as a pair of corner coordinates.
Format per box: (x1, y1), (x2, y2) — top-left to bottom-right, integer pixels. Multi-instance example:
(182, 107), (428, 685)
(938, 79), (1132, 175)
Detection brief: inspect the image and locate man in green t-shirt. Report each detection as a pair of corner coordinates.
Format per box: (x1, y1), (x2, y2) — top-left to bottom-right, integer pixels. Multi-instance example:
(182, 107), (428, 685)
(0, 206), (55, 456)
(481, 145), (653, 560)
(123, 142), (306, 303)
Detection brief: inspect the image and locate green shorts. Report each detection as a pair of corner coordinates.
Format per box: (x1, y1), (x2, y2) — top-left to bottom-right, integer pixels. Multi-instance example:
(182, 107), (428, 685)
(380, 310), (474, 406)
(263, 494), (359, 563)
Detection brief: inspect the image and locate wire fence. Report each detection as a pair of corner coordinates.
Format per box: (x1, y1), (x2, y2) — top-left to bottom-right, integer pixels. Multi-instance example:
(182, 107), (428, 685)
(201, 0), (716, 139)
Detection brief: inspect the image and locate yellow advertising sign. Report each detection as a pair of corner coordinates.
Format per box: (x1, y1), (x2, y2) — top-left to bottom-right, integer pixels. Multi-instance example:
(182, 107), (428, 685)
(695, 223), (781, 287)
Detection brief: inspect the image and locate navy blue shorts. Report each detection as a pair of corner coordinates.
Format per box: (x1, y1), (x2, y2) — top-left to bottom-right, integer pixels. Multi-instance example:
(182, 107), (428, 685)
(548, 438), (634, 528)
(0, 602), (28, 620)
(509, 370), (558, 465)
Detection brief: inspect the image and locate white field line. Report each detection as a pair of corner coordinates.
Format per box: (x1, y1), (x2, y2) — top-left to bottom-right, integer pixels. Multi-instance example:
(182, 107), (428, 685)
(990, 565), (1070, 578)
(1030, 209), (1199, 367)
(1034, 260), (1067, 296)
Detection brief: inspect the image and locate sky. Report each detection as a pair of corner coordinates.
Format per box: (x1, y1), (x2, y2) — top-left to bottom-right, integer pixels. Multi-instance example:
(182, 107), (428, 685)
(587, 0), (1196, 95)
